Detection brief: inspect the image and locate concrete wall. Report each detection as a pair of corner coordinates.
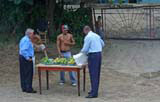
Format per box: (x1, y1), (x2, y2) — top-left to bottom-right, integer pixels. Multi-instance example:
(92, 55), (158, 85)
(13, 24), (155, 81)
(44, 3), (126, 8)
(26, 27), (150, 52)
(99, 0), (160, 4)
(141, 0), (160, 3)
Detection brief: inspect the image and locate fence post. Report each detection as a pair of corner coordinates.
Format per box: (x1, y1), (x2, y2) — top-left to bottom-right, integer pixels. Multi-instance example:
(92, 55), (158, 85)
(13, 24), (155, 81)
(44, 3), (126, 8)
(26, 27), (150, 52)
(149, 6), (152, 38)
(101, 8), (104, 30)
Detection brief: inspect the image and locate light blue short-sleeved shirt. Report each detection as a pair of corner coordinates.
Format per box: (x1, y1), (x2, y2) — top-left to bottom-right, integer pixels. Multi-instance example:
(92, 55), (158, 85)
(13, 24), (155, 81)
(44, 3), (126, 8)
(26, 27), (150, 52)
(19, 35), (34, 60)
(81, 31), (105, 54)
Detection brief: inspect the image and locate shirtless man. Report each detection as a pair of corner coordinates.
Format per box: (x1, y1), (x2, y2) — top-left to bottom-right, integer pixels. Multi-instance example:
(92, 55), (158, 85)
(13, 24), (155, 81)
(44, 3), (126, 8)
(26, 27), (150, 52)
(56, 25), (77, 86)
(95, 16), (105, 40)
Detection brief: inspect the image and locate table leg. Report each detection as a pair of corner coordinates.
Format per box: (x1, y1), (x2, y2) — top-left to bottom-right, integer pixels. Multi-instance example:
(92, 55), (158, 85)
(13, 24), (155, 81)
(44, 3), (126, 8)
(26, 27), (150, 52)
(77, 70), (80, 96)
(38, 69), (42, 94)
(83, 67), (86, 92)
(46, 70), (49, 90)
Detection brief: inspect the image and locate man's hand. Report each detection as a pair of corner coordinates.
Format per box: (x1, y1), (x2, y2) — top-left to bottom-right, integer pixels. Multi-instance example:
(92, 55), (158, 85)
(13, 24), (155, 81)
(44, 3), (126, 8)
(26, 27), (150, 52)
(40, 44), (46, 51)
(64, 41), (71, 45)
(82, 65), (86, 68)
(64, 41), (74, 46)
(64, 42), (74, 46)
(28, 58), (32, 62)
(59, 53), (64, 58)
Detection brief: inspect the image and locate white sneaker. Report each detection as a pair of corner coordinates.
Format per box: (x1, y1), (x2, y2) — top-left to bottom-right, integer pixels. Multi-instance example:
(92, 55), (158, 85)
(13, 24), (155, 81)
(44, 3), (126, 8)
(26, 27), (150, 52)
(59, 82), (64, 85)
(72, 83), (77, 87)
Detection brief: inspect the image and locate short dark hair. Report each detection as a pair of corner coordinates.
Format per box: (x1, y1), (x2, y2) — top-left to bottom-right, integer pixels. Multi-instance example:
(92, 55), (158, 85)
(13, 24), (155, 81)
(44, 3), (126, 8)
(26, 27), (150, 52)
(98, 16), (102, 20)
(80, 2), (85, 8)
(83, 25), (91, 31)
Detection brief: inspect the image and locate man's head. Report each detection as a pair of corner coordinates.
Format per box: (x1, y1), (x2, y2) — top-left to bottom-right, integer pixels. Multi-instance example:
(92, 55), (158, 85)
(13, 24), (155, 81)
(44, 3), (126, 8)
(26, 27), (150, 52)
(25, 28), (34, 39)
(32, 34), (42, 45)
(80, 2), (85, 8)
(98, 16), (102, 21)
(83, 26), (91, 35)
(62, 25), (69, 35)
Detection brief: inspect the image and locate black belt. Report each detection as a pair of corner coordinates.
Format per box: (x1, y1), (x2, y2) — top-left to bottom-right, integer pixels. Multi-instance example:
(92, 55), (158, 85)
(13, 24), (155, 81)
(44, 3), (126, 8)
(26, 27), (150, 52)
(88, 52), (101, 55)
(19, 55), (32, 59)
(61, 50), (70, 53)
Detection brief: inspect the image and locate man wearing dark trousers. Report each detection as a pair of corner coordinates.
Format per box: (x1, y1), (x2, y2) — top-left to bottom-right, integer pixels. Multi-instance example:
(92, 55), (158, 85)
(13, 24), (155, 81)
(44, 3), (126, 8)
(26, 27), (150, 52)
(81, 26), (105, 98)
(19, 28), (37, 93)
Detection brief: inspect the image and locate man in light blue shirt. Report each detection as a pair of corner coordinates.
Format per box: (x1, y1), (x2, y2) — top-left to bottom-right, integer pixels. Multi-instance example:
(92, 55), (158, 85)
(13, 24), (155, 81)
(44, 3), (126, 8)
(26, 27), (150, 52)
(19, 32), (34, 61)
(19, 28), (37, 93)
(81, 26), (104, 98)
(81, 27), (105, 53)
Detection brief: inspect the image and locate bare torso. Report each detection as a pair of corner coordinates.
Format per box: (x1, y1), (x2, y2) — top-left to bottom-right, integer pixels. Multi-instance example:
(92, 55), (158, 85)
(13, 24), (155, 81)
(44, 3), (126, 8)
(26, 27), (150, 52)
(57, 33), (75, 51)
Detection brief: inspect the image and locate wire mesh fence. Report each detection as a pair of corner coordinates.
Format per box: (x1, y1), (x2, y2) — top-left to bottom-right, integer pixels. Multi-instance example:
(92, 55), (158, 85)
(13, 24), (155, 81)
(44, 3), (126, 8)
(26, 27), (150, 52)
(92, 5), (160, 39)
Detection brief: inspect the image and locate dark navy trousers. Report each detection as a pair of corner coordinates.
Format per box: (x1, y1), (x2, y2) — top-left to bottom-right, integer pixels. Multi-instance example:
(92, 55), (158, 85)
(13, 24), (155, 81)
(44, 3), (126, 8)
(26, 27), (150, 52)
(19, 55), (33, 92)
(88, 52), (102, 96)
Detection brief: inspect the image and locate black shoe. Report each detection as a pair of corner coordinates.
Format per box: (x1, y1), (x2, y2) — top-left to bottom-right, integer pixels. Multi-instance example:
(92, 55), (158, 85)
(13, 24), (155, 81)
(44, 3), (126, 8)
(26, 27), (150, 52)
(88, 91), (91, 94)
(85, 95), (98, 98)
(22, 90), (26, 92)
(26, 90), (37, 93)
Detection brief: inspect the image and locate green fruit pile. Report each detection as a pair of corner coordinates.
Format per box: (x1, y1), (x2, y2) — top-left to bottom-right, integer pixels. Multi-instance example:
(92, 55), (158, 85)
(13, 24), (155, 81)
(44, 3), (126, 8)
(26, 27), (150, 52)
(41, 57), (76, 65)
(40, 57), (53, 64)
(68, 57), (75, 65)
(53, 58), (68, 65)
(53, 57), (75, 65)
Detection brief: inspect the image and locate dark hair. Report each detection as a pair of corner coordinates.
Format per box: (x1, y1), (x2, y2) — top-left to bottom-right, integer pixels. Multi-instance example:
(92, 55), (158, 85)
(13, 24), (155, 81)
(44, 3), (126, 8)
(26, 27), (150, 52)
(80, 2), (85, 8)
(83, 25), (91, 31)
(98, 16), (102, 20)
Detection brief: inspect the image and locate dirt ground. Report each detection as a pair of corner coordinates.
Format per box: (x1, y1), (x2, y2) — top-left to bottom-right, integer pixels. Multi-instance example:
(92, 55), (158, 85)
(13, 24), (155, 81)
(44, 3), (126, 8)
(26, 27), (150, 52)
(0, 40), (160, 102)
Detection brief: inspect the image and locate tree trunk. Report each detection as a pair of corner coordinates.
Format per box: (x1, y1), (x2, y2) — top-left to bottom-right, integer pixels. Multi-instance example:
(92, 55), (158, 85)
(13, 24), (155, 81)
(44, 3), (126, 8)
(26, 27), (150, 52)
(47, 0), (56, 39)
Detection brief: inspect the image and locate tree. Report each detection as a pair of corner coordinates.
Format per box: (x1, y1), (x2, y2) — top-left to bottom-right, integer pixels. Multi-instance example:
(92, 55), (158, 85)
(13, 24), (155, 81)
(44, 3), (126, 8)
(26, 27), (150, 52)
(8, 0), (33, 5)
(46, 0), (56, 37)
(8, 0), (56, 36)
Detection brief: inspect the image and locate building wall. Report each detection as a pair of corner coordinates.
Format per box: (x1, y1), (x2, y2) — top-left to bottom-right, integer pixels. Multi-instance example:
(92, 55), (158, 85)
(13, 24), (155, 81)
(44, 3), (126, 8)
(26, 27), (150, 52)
(141, 0), (160, 3)
(103, 0), (160, 3)
(128, 0), (160, 3)
(63, 0), (160, 4)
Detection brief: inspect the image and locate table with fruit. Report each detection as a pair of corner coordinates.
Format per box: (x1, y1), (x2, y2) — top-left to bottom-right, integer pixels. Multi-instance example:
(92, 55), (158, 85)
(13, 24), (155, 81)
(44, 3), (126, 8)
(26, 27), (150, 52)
(37, 56), (86, 96)
(40, 57), (77, 66)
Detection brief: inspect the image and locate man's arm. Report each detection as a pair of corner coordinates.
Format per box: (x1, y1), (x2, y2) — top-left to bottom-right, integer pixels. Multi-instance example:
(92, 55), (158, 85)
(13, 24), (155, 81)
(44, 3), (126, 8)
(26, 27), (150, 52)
(20, 40), (32, 61)
(81, 36), (90, 54)
(100, 39), (105, 47)
(70, 35), (75, 45)
(56, 36), (62, 56)
(64, 34), (75, 46)
(33, 44), (46, 51)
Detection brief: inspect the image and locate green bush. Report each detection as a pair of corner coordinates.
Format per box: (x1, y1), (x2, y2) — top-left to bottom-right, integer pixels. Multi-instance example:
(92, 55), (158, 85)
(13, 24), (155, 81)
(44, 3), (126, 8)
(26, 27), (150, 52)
(0, 1), (92, 47)
(52, 7), (92, 47)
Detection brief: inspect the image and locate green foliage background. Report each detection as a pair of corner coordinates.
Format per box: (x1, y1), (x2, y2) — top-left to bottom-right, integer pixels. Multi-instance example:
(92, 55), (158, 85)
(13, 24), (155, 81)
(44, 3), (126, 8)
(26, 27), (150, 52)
(0, 0), (92, 47)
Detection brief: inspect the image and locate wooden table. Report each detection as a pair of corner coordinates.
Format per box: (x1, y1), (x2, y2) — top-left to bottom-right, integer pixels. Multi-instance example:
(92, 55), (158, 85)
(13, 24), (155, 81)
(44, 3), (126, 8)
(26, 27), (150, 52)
(36, 64), (86, 96)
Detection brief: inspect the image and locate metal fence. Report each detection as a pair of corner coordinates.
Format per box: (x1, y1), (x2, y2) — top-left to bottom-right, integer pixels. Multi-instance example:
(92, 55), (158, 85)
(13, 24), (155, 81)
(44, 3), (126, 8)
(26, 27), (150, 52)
(92, 5), (160, 39)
